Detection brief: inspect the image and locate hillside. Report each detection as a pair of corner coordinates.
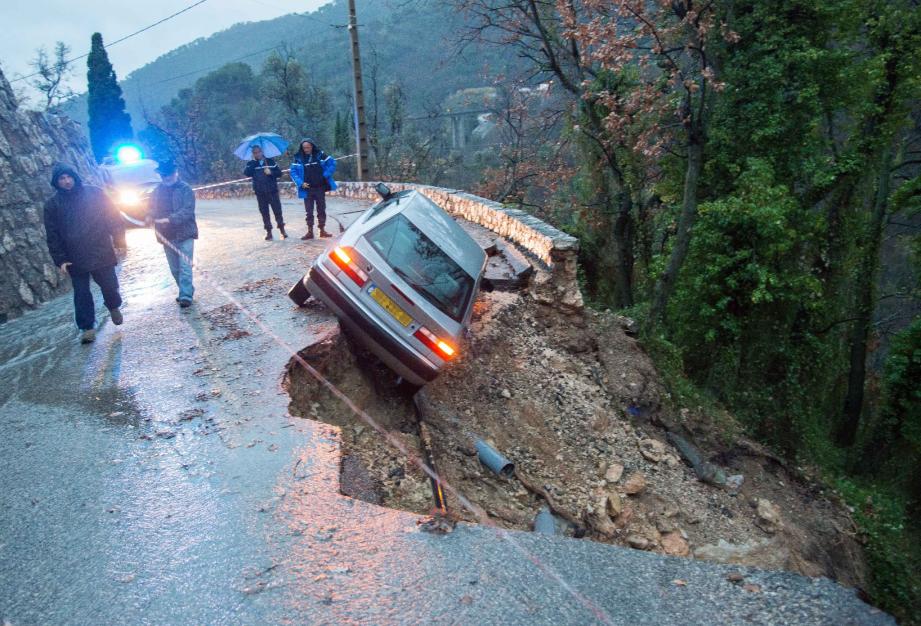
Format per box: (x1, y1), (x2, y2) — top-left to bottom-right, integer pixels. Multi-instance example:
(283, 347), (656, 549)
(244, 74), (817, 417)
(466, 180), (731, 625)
(63, 0), (524, 130)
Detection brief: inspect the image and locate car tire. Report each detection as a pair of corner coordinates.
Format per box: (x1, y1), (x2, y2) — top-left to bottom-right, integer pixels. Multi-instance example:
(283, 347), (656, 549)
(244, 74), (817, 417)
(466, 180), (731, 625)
(287, 276), (311, 307)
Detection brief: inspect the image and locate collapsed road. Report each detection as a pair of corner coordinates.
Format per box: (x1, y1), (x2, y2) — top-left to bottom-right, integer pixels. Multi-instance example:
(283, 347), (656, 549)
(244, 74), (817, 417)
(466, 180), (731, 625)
(0, 195), (893, 624)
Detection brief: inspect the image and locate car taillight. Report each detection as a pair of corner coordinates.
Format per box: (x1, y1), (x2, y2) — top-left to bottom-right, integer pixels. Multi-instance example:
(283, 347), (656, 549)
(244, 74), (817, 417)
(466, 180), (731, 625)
(330, 246), (368, 286)
(414, 326), (456, 360)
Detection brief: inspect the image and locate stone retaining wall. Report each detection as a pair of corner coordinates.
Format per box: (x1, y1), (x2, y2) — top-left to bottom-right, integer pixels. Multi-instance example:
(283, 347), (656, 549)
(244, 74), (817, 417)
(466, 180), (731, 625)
(0, 69), (100, 322)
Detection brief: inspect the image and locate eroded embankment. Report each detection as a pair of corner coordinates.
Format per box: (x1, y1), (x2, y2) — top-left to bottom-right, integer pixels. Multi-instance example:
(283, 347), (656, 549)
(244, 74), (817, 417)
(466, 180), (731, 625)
(284, 287), (869, 592)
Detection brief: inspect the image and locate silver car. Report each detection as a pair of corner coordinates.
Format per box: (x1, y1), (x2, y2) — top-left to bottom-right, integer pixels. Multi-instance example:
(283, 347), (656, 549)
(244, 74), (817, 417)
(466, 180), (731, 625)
(290, 186), (488, 386)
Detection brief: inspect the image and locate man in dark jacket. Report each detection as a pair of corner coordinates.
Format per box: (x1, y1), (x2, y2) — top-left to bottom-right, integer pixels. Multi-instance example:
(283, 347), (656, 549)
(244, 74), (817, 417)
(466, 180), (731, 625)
(44, 163), (126, 344)
(290, 139), (335, 240)
(148, 160), (198, 308)
(243, 145), (287, 241)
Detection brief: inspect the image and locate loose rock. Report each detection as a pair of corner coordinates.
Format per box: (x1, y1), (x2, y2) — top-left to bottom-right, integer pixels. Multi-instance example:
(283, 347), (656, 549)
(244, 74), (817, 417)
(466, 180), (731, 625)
(755, 498), (783, 533)
(638, 438), (666, 463)
(605, 490), (624, 517)
(604, 463), (624, 484)
(660, 531), (690, 557)
(622, 472), (647, 495)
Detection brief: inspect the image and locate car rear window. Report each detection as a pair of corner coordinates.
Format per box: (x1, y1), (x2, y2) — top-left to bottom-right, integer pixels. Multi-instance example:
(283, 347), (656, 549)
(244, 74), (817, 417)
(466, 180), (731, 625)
(367, 214), (475, 323)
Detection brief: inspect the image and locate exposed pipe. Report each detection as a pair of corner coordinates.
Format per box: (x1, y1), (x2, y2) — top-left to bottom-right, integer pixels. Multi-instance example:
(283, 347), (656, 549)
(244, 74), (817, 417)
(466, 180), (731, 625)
(533, 506), (557, 535)
(475, 439), (514, 478)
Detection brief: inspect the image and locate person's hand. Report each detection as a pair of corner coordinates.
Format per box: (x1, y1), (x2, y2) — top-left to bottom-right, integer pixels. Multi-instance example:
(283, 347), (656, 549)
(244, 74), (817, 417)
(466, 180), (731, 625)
(59, 262), (72, 274)
(263, 167), (271, 175)
(154, 218), (170, 224)
(301, 182), (309, 189)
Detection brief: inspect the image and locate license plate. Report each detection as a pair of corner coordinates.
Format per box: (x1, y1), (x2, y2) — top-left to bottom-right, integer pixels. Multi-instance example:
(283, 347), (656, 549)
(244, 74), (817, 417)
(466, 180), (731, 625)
(369, 284), (412, 327)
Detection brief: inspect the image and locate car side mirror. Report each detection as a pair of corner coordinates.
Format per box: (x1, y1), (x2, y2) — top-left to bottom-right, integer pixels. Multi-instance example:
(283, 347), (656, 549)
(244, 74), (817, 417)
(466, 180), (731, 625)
(375, 182), (392, 200)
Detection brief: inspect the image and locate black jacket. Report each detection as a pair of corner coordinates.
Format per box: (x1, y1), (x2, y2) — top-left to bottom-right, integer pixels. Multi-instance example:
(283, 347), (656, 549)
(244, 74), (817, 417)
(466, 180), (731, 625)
(244, 158), (282, 195)
(150, 180), (198, 243)
(43, 164), (126, 274)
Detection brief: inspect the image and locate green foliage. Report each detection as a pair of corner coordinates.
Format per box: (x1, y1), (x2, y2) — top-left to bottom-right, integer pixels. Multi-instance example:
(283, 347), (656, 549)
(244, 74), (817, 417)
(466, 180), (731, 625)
(835, 477), (921, 625)
(666, 160), (833, 450)
(858, 319), (921, 495)
(706, 0), (863, 199)
(334, 110), (351, 153)
(673, 159), (821, 346)
(86, 32), (133, 162)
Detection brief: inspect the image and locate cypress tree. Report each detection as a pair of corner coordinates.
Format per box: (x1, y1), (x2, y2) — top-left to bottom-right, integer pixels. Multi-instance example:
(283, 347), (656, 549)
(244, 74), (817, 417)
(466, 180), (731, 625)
(86, 32), (133, 162)
(334, 110), (350, 153)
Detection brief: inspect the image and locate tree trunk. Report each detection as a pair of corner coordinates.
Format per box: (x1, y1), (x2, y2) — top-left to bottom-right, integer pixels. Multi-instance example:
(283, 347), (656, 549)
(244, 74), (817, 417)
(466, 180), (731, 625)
(580, 104), (635, 309)
(837, 149), (893, 446)
(648, 130), (704, 329)
(612, 190), (636, 308)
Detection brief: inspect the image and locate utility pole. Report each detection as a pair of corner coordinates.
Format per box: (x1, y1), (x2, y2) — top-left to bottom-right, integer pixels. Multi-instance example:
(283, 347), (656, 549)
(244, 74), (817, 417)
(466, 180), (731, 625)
(347, 0), (370, 181)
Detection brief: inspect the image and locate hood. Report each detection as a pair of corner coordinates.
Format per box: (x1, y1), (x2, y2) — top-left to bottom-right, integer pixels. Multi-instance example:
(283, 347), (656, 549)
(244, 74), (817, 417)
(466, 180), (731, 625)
(296, 138), (322, 160)
(50, 164), (83, 191)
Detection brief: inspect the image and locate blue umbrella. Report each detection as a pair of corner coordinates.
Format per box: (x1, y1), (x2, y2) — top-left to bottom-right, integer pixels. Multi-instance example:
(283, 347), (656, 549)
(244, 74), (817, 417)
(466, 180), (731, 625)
(233, 132), (289, 160)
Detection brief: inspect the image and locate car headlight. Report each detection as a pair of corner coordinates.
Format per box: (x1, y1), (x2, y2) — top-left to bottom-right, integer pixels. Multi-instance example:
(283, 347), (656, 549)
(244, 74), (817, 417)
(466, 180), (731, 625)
(118, 189), (142, 206)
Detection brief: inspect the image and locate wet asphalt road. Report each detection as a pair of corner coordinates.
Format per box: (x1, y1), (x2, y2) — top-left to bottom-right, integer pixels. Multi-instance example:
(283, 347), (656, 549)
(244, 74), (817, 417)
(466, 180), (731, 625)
(0, 197), (894, 625)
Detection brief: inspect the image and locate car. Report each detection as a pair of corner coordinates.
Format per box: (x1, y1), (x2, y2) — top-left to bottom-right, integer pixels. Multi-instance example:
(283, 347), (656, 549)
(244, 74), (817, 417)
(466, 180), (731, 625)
(289, 184), (488, 386)
(100, 157), (161, 224)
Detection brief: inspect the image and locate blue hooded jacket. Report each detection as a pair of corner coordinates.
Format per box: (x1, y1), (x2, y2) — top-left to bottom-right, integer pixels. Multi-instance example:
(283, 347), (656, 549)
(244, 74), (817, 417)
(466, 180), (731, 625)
(289, 139), (337, 197)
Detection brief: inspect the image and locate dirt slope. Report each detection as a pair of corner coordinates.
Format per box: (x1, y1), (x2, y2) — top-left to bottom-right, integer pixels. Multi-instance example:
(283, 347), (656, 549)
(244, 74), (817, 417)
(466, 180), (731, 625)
(285, 286), (868, 592)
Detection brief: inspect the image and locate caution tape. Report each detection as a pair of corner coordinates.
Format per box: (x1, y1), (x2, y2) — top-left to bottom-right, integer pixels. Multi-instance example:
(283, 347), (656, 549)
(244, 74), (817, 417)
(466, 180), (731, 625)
(190, 154), (359, 191)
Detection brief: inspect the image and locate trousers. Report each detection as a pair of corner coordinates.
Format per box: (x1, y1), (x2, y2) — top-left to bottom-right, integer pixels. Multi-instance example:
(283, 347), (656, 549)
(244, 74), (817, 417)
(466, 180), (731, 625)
(304, 188), (326, 229)
(70, 265), (122, 330)
(256, 190), (284, 230)
(162, 238), (195, 302)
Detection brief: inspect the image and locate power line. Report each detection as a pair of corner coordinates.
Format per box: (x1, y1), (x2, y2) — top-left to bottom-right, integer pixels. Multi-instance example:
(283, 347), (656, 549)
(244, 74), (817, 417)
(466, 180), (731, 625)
(11, 0), (210, 83)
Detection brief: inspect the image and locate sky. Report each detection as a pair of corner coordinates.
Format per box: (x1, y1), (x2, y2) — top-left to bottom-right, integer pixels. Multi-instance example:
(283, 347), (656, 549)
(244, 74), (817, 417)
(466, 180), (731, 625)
(0, 0), (331, 101)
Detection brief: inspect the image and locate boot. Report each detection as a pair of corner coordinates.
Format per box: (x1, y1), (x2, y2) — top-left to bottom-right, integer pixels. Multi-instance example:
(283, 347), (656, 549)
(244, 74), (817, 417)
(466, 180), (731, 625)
(279, 226), (289, 239)
(300, 227), (314, 240)
(265, 229), (273, 241)
(319, 227), (332, 238)
(110, 308), (123, 325)
(80, 329), (96, 344)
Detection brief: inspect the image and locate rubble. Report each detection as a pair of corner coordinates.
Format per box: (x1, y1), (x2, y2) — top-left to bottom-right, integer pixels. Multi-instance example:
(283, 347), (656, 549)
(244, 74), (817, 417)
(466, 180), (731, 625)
(638, 439), (666, 463)
(755, 498), (783, 534)
(622, 472), (647, 495)
(285, 268), (869, 590)
(604, 463), (624, 484)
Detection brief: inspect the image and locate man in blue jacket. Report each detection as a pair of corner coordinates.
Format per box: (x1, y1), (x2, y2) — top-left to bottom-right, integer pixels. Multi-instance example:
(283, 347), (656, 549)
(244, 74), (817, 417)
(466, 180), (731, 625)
(290, 139), (336, 240)
(243, 145), (287, 241)
(148, 160), (198, 308)
(44, 163), (127, 344)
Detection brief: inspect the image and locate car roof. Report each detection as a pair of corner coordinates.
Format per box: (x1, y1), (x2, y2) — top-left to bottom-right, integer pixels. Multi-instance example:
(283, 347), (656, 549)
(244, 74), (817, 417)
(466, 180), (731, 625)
(101, 159), (161, 186)
(398, 191), (487, 278)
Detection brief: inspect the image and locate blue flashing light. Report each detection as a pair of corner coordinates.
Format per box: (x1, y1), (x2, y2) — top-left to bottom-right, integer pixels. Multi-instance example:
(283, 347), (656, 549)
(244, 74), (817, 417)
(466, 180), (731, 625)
(115, 144), (143, 164)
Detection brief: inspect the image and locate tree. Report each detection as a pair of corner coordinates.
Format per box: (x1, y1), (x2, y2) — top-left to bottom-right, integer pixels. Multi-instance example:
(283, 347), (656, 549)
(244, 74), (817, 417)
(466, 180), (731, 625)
(86, 33), (133, 162)
(456, 0), (639, 308)
(560, 1), (729, 327)
(334, 110), (351, 153)
(260, 50), (331, 141)
(29, 42), (73, 112)
(834, 1), (921, 447)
